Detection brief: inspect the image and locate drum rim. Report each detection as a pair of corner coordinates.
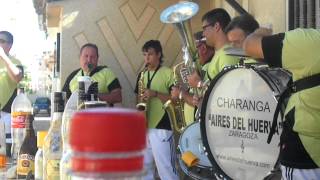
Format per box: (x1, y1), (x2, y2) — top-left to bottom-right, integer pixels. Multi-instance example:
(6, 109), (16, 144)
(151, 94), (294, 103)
(200, 65), (237, 180)
(178, 156), (215, 180)
(178, 121), (212, 167)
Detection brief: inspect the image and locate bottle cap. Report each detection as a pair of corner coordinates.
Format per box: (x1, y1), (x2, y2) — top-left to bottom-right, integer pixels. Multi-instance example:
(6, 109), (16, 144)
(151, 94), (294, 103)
(78, 81), (85, 92)
(78, 76), (92, 93)
(17, 87), (24, 94)
(70, 108), (146, 152)
(54, 92), (65, 104)
(72, 155), (144, 173)
(70, 108), (146, 173)
(87, 82), (98, 101)
(53, 91), (65, 112)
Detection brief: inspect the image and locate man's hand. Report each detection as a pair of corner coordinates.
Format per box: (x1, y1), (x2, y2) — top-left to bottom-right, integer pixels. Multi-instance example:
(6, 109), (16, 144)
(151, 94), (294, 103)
(192, 95), (201, 107)
(171, 86), (180, 100)
(0, 46), (23, 83)
(0, 46), (7, 61)
(143, 89), (157, 100)
(243, 27), (272, 59)
(253, 27), (272, 36)
(187, 71), (201, 88)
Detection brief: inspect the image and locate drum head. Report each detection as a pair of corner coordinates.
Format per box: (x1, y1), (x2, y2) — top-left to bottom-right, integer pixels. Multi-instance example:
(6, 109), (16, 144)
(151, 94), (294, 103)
(179, 122), (211, 167)
(200, 67), (282, 180)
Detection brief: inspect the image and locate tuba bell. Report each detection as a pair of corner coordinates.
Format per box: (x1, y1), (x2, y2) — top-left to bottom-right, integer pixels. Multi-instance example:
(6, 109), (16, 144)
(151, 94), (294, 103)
(160, 1), (202, 79)
(160, 1), (199, 138)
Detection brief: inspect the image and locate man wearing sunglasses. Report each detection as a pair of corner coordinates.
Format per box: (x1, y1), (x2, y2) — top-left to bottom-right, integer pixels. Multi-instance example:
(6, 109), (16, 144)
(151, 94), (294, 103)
(0, 30), (23, 156)
(187, 8), (239, 105)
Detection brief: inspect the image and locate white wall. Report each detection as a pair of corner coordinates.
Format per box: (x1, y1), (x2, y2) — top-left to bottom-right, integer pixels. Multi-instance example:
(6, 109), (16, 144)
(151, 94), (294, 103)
(51, 0), (212, 107)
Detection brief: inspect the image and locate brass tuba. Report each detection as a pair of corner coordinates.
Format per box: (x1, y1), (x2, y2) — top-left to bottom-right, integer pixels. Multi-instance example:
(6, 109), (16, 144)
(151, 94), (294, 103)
(136, 65), (148, 111)
(160, 1), (199, 137)
(160, 1), (202, 80)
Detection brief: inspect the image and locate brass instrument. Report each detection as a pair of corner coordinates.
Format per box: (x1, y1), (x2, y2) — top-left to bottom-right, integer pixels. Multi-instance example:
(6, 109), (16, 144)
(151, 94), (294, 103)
(160, 1), (202, 79)
(160, 1), (199, 136)
(136, 65), (148, 111)
(165, 62), (188, 136)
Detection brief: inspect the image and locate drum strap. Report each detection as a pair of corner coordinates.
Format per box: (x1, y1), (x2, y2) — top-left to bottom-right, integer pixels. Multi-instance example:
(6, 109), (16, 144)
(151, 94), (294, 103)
(267, 88), (290, 144)
(267, 73), (320, 144)
(291, 73), (320, 93)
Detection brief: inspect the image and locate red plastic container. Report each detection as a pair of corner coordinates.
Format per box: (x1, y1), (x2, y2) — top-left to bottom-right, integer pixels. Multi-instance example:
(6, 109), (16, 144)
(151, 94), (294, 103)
(69, 108), (146, 178)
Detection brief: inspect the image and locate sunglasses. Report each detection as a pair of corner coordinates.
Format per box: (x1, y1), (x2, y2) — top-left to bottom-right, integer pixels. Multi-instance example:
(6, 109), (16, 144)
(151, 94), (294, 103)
(202, 22), (215, 31)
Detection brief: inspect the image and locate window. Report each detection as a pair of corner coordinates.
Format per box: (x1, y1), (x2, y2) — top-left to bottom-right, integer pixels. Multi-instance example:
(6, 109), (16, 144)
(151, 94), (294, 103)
(288, 0), (320, 30)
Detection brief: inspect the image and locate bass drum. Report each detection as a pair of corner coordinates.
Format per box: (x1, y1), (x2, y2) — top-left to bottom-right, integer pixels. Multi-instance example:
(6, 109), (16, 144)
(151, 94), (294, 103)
(200, 65), (291, 180)
(178, 122), (216, 180)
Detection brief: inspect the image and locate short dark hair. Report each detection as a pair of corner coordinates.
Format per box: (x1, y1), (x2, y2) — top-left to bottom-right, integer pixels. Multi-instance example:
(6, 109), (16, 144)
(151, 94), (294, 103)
(0, 31), (14, 44)
(142, 40), (163, 63)
(225, 14), (260, 35)
(202, 8), (231, 31)
(80, 43), (99, 57)
(194, 31), (204, 42)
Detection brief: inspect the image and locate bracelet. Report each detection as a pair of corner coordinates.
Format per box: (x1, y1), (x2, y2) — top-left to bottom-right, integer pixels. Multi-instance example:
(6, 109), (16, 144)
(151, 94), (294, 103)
(179, 91), (183, 100)
(197, 81), (202, 88)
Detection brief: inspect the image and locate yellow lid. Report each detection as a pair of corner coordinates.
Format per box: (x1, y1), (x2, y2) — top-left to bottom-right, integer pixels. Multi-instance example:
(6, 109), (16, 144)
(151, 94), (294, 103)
(37, 131), (48, 148)
(181, 151), (199, 167)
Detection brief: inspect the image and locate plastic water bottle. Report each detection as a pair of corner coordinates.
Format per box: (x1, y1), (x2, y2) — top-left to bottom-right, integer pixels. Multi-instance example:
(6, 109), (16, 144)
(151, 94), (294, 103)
(61, 76), (97, 180)
(11, 87), (32, 163)
(43, 92), (65, 180)
(35, 131), (47, 180)
(60, 89), (78, 180)
(69, 108), (146, 180)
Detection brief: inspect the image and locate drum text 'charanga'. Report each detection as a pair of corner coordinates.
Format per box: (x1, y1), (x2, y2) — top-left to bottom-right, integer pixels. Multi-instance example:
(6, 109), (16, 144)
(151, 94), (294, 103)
(216, 97), (271, 112)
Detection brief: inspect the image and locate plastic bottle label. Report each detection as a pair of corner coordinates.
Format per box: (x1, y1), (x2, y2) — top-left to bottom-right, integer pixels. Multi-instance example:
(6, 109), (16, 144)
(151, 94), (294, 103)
(11, 112), (30, 128)
(50, 132), (62, 153)
(17, 154), (35, 175)
(46, 159), (60, 180)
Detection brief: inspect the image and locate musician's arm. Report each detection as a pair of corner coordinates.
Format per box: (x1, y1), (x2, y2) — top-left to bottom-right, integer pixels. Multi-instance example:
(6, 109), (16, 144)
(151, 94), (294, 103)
(151, 90), (170, 103)
(98, 88), (122, 104)
(243, 27), (273, 59)
(98, 78), (122, 104)
(0, 48), (23, 83)
(244, 29), (285, 68)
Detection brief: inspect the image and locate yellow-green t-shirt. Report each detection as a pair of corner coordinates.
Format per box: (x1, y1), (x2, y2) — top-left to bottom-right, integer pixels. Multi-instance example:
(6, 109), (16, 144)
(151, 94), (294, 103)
(205, 45), (239, 81)
(262, 28), (320, 166)
(140, 66), (174, 129)
(69, 67), (118, 94)
(0, 56), (21, 109)
(283, 29), (320, 166)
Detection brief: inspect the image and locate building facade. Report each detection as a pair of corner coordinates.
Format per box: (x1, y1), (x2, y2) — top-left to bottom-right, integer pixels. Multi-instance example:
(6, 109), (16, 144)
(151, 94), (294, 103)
(34, 0), (290, 107)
